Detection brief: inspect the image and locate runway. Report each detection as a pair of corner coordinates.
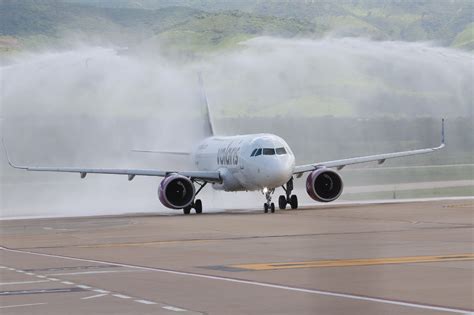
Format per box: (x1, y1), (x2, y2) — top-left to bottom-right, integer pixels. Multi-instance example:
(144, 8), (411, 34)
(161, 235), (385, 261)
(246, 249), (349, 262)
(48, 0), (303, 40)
(0, 199), (473, 314)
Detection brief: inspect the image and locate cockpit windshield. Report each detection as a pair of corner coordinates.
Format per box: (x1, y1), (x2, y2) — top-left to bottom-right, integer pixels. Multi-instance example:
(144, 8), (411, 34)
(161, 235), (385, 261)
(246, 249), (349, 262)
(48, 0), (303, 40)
(263, 148), (275, 155)
(251, 147), (287, 157)
(276, 147), (287, 155)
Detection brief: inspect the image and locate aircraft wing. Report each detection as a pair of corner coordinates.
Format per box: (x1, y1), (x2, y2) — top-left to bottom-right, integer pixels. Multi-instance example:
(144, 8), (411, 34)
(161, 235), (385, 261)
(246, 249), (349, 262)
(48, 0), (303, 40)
(2, 143), (221, 183)
(293, 119), (445, 176)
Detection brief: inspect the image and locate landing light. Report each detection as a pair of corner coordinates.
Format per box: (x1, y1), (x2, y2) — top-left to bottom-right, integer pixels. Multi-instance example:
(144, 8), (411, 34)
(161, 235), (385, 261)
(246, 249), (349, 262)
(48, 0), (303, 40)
(263, 187), (268, 193)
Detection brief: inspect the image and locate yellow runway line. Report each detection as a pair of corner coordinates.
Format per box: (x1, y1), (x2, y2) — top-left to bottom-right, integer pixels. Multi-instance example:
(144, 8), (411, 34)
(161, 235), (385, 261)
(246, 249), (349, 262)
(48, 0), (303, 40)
(232, 253), (474, 270)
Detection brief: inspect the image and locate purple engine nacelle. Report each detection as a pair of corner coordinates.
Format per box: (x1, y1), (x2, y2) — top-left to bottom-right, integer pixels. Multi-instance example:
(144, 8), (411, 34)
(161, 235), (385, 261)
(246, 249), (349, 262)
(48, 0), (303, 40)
(158, 174), (195, 209)
(306, 168), (343, 202)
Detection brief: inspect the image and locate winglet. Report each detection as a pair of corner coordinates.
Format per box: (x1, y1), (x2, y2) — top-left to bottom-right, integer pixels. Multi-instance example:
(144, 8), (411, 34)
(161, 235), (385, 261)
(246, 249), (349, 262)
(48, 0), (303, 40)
(198, 72), (215, 137)
(441, 118), (445, 147)
(1, 138), (25, 169)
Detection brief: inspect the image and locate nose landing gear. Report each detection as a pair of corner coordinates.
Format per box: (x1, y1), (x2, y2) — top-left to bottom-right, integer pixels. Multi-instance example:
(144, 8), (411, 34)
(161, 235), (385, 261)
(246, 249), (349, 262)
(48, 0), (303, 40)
(262, 188), (275, 213)
(279, 177), (298, 210)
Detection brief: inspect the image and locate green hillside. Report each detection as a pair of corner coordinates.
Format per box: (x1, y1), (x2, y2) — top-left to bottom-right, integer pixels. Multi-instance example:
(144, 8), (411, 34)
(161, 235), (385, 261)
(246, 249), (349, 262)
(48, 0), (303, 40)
(1, 0), (472, 55)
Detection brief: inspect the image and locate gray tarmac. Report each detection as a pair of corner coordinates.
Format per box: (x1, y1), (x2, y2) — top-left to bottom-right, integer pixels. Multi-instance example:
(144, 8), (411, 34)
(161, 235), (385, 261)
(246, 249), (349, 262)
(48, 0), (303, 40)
(0, 199), (473, 314)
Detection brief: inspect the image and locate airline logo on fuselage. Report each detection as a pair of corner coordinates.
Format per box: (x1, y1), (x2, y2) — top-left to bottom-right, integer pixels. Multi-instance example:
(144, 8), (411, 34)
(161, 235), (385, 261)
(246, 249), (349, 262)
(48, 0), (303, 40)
(217, 146), (240, 166)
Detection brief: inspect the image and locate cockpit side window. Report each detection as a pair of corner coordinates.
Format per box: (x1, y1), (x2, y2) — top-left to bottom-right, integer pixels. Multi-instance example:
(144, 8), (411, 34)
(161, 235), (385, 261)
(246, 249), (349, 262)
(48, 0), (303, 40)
(263, 148), (275, 155)
(255, 148), (262, 156)
(250, 148), (258, 157)
(276, 147), (287, 155)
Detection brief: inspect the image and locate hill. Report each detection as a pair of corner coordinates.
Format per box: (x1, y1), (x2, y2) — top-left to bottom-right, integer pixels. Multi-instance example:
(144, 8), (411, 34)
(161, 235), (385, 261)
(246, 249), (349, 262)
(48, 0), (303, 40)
(0, 0), (472, 55)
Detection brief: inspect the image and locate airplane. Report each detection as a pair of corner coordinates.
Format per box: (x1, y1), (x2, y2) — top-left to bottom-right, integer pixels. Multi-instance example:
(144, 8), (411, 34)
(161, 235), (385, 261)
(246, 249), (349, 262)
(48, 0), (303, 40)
(2, 77), (446, 215)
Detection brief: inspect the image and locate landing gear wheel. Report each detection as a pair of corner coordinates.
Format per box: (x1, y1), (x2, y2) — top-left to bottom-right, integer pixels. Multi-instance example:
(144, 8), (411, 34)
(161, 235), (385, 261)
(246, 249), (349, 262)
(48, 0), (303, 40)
(290, 195), (298, 209)
(278, 195), (287, 209)
(264, 203), (269, 213)
(194, 199), (202, 214)
(183, 206), (191, 215)
(271, 202), (275, 213)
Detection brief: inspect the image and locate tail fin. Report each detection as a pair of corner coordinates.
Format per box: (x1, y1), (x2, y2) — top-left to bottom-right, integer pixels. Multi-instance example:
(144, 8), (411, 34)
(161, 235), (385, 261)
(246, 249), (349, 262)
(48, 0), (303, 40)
(198, 72), (215, 137)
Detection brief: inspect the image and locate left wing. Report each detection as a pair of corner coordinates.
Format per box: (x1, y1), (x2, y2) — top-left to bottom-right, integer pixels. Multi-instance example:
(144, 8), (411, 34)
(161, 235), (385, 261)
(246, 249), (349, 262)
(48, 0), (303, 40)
(2, 141), (221, 183)
(294, 119), (445, 176)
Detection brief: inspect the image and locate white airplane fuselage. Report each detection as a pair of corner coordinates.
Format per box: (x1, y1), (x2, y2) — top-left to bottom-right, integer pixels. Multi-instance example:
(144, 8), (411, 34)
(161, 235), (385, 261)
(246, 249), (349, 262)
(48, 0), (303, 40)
(192, 134), (295, 191)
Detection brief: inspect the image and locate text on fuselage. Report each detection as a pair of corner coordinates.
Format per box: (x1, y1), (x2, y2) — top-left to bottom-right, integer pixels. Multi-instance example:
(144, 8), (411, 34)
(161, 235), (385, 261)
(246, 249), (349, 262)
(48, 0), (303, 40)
(217, 147), (240, 166)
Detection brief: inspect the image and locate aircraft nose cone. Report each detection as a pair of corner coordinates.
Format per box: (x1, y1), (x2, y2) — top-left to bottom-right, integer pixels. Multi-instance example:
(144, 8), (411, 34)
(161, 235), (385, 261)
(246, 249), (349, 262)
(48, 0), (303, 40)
(259, 156), (293, 188)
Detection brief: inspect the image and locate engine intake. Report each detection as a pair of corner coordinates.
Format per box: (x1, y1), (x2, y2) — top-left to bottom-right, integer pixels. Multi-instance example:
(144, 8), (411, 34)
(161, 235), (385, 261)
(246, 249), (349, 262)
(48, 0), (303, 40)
(158, 174), (195, 209)
(306, 169), (343, 202)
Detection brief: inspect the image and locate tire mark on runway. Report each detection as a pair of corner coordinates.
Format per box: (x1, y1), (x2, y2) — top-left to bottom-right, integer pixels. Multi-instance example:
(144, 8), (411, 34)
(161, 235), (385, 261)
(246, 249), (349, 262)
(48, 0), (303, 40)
(12, 225), (473, 250)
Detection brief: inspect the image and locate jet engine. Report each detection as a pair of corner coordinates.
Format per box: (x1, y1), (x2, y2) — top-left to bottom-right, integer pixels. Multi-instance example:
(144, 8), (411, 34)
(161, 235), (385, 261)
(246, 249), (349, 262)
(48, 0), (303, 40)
(158, 174), (195, 209)
(306, 168), (343, 202)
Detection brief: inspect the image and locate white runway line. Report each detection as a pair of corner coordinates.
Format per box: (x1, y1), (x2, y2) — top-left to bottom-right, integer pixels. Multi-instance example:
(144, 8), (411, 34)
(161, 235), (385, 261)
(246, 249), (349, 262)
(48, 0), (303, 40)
(163, 306), (187, 312)
(135, 299), (157, 305)
(0, 280), (50, 286)
(76, 285), (92, 289)
(113, 294), (131, 299)
(47, 278), (60, 281)
(36, 275), (46, 278)
(0, 303), (47, 309)
(48, 270), (140, 276)
(81, 293), (107, 300)
(93, 289), (110, 294)
(25, 272), (34, 276)
(1, 246), (471, 314)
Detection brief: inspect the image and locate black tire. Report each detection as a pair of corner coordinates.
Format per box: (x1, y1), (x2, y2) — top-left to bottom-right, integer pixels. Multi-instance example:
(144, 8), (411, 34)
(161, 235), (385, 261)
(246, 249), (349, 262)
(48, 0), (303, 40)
(194, 199), (202, 214)
(278, 195), (287, 209)
(183, 206), (191, 215)
(290, 195), (298, 209)
(264, 203), (269, 213)
(271, 202), (275, 213)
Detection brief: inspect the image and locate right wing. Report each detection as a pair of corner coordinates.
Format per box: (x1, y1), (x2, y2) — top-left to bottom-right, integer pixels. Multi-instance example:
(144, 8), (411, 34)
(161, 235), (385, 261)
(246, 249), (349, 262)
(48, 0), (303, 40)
(2, 141), (220, 183)
(294, 119), (446, 176)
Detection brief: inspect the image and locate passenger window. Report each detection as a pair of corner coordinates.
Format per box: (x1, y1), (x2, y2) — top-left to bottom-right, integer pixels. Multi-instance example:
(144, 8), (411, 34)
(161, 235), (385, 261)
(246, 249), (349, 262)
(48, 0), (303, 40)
(250, 148), (257, 157)
(255, 148), (262, 156)
(276, 147), (287, 155)
(263, 148), (275, 155)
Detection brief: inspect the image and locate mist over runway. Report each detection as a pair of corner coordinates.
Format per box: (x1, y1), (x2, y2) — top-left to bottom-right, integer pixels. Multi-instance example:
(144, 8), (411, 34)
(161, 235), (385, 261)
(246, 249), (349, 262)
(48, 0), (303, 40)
(1, 37), (473, 218)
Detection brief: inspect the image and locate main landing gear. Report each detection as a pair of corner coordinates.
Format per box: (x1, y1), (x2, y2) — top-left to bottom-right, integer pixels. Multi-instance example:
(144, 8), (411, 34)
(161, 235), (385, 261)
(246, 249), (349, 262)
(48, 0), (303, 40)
(279, 178), (298, 210)
(183, 181), (207, 215)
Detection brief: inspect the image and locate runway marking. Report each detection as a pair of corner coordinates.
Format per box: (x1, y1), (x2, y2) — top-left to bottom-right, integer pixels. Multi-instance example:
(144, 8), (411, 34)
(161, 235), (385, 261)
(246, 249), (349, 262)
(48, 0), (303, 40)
(81, 293), (108, 300)
(76, 285), (92, 289)
(230, 253), (474, 270)
(47, 278), (60, 281)
(135, 299), (157, 305)
(48, 270), (141, 276)
(163, 306), (187, 312)
(444, 203), (473, 209)
(0, 280), (50, 286)
(0, 287), (86, 296)
(36, 275), (46, 278)
(113, 294), (131, 299)
(23, 265), (119, 272)
(0, 303), (47, 309)
(1, 246), (471, 314)
(25, 272), (34, 276)
(93, 289), (110, 293)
